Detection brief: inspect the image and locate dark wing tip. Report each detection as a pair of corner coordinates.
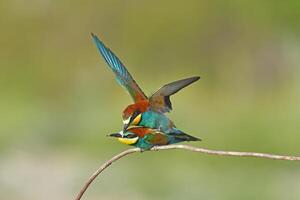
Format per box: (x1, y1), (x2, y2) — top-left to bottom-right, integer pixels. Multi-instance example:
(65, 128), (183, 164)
(190, 76), (201, 82)
(91, 32), (98, 40)
(187, 135), (202, 141)
(91, 33), (106, 49)
(91, 33), (102, 45)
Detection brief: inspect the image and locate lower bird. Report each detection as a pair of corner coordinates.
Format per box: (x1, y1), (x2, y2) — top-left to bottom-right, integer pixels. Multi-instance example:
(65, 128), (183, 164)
(109, 127), (200, 150)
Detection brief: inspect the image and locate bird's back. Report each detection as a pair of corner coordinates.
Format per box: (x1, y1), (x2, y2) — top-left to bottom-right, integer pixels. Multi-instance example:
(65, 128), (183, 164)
(139, 111), (174, 132)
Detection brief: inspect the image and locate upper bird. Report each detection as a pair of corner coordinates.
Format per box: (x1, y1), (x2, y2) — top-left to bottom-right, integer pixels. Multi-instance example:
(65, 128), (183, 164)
(91, 33), (201, 148)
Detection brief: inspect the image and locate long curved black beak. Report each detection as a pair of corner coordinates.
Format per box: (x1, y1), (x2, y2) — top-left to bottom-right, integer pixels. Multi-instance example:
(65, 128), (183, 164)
(123, 110), (140, 132)
(108, 133), (122, 138)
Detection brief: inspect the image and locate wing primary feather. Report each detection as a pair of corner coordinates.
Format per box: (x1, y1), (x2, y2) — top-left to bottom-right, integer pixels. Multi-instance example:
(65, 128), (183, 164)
(149, 76), (200, 113)
(159, 76), (200, 96)
(91, 33), (147, 102)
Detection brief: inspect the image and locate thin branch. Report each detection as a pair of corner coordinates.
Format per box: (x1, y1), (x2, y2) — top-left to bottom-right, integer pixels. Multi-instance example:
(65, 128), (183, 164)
(75, 144), (300, 200)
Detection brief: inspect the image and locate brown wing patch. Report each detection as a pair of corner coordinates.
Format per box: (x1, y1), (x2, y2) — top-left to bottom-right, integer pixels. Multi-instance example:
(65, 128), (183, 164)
(150, 132), (168, 145)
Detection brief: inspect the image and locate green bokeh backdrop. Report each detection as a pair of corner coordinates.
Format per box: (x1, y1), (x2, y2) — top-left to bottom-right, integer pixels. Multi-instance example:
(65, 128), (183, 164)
(1, 1), (300, 199)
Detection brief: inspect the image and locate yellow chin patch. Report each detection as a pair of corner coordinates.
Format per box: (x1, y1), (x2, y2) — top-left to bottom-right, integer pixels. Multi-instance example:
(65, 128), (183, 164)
(118, 137), (139, 145)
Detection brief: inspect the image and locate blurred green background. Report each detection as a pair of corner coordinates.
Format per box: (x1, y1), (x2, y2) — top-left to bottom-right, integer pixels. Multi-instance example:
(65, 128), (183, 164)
(1, 1), (300, 199)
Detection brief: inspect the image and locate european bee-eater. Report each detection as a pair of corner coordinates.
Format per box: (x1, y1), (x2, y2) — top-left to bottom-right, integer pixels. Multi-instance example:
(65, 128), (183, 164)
(109, 127), (199, 150)
(91, 33), (201, 149)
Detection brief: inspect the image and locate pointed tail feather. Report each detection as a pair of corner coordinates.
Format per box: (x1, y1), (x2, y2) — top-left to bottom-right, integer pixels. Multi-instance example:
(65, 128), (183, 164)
(174, 132), (201, 141)
(168, 129), (201, 142)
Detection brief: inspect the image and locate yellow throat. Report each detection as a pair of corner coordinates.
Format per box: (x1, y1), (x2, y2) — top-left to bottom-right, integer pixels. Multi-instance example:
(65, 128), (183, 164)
(118, 137), (139, 145)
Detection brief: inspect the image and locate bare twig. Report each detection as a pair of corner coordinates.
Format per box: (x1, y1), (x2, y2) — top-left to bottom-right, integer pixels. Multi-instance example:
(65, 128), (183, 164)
(75, 144), (300, 200)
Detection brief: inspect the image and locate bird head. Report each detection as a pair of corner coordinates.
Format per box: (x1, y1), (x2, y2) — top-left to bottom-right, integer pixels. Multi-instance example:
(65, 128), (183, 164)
(108, 131), (139, 145)
(122, 101), (149, 131)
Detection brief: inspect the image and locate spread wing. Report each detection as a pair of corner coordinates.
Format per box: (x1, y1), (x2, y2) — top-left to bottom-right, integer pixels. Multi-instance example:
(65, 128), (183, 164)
(149, 76), (200, 113)
(91, 33), (147, 102)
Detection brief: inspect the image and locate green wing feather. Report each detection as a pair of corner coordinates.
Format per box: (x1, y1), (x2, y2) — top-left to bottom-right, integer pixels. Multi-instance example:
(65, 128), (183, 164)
(92, 33), (147, 102)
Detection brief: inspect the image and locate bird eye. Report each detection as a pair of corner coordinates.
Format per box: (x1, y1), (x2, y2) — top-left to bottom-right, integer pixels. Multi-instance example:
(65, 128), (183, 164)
(125, 133), (137, 138)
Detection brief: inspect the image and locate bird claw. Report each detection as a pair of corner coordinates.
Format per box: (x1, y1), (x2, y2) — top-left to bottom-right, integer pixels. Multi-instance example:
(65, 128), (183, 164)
(151, 146), (158, 151)
(139, 145), (157, 152)
(139, 148), (146, 153)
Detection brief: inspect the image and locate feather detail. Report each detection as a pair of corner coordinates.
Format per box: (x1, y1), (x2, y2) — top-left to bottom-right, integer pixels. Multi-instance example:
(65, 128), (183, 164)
(91, 33), (147, 102)
(126, 127), (153, 138)
(147, 132), (169, 145)
(149, 76), (200, 113)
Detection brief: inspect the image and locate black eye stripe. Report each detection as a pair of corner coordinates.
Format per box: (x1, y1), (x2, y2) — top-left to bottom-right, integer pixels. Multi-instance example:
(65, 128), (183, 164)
(125, 134), (137, 138)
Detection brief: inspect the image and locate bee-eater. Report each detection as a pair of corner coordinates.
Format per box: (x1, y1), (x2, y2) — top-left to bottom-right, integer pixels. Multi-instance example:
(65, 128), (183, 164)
(91, 33), (201, 148)
(109, 127), (199, 150)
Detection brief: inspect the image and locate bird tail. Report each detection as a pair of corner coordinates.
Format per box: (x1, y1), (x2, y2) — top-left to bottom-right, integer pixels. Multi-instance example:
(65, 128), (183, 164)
(168, 129), (201, 142)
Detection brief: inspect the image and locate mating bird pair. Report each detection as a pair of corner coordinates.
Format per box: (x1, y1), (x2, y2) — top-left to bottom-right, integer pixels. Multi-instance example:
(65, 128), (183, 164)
(92, 33), (201, 150)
